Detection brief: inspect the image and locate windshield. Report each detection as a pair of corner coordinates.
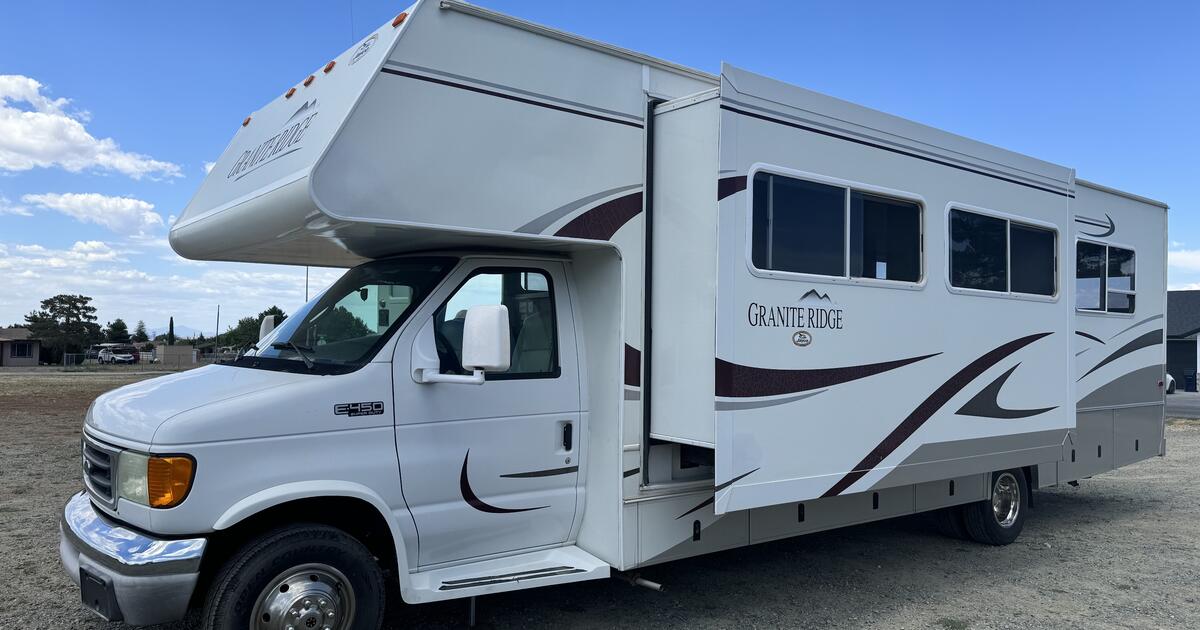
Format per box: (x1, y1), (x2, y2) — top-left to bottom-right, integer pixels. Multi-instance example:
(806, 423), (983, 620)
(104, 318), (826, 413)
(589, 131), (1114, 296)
(232, 257), (456, 374)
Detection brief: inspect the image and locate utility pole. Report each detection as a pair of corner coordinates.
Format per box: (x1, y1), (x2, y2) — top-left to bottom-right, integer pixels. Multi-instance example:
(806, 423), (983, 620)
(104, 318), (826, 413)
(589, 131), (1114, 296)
(215, 305), (220, 347)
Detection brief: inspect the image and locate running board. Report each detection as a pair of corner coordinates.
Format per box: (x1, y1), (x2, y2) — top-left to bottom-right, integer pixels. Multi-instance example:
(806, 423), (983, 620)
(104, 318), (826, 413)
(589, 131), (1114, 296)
(407, 546), (610, 603)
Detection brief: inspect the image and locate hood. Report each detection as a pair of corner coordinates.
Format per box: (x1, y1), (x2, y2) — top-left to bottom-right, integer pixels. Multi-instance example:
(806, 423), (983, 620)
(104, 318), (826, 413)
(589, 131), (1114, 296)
(86, 365), (301, 443)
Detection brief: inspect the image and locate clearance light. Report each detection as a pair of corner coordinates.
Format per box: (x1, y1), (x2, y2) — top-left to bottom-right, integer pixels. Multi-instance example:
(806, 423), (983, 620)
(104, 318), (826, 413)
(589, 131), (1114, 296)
(392, 12), (408, 27)
(303, 74), (315, 87)
(242, 116), (252, 127)
(285, 87), (296, 99)
(323, 61), (336, 74)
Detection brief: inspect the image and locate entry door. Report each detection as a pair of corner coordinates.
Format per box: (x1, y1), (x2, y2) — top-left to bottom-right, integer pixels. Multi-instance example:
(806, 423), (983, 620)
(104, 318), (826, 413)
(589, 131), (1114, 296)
(393, 260), (582, 567)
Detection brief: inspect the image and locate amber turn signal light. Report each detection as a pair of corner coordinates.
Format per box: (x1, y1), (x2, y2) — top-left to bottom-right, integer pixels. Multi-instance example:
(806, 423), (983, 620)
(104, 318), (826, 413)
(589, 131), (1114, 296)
(147, 455), (195, 509)
(392, 12), (408, 27)
(323, 61), (336, 74)
(242, 116), (252, 127)
(285, 87), (296, 99)
(303, 75), (315, 87)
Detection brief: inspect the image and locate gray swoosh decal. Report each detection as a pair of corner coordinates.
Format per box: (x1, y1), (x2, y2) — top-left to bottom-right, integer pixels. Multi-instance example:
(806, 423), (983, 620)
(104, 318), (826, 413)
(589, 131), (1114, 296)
(1079, 329), (1163, 381)
(1075, 213), (1115, 237)
(1109, 314), (1163, 340)
(515, 184), (642, 235)
(956, 363), (1057, 419)
(715, 389), (826, 411)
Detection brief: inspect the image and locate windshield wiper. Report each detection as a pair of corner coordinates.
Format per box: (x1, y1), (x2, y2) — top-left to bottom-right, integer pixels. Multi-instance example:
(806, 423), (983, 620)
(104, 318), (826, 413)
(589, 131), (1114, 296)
(235, 343), (258, 361)
(271, 341), (315, 370)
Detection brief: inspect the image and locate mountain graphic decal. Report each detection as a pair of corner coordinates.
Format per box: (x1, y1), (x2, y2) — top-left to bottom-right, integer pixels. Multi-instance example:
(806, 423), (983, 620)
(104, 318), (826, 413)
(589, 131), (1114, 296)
(798, 289), (833, 303)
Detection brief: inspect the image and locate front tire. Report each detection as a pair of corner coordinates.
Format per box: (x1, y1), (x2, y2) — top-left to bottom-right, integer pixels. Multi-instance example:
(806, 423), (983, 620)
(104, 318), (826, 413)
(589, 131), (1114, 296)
(202, 524), (386, 630)
(963, 469), (1028, 546)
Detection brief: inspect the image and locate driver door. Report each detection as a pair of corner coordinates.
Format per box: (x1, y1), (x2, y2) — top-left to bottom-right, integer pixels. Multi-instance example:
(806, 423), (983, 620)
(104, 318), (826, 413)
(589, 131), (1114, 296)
(392, 259), (582, 567)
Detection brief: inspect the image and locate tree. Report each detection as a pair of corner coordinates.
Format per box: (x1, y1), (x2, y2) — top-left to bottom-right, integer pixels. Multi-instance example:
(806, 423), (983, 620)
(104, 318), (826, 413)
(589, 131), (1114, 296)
(105, 318), (131, 344)
(24, 294), (103, 363)
(223, 306), (289, 349)
(132, 320), (149, 343)
(167, 317), (175, 345)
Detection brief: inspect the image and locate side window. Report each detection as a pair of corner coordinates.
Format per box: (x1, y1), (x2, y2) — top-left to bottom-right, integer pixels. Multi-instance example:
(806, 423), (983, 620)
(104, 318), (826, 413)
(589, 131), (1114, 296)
(1076, 242), (1135, 314)
(435, 269), (559, 379)
(752, 171), (922, 282)
(949, 208), (1056, 297)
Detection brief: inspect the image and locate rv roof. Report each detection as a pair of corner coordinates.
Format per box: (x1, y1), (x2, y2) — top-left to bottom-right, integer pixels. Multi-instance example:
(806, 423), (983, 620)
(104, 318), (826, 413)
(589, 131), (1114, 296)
(1075, 178), (1168, 210)
(440, 1), (717, 86)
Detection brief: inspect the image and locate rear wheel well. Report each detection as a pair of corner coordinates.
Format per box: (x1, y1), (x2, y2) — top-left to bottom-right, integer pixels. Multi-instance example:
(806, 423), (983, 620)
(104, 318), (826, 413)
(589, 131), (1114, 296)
(191, 496), (399, 609)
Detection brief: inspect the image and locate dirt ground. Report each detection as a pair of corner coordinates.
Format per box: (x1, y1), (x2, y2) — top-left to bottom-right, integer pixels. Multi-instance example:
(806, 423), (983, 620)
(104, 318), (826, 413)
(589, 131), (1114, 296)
(2, 373), (1197, 630)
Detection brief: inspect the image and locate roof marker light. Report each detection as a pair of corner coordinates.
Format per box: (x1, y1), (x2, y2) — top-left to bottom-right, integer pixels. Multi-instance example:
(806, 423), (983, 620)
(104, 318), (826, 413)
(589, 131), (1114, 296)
(285, 87), (296, 99)
(242, 116), (252, 127)
(323, 61), (336, 74)
(392, 12), (408, 27)
(303, 75), (315, 87)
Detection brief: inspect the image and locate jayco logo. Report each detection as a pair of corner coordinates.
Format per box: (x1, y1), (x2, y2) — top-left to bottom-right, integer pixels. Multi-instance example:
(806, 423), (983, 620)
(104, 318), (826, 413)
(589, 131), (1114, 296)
(226, 100), (319, 181)
(747, 289), (845, 346)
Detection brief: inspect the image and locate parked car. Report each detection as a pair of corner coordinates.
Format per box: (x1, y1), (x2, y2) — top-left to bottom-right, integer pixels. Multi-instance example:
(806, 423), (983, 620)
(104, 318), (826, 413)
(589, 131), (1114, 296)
(97, 348), (135, 364)
(1166, 373), (1176, 394)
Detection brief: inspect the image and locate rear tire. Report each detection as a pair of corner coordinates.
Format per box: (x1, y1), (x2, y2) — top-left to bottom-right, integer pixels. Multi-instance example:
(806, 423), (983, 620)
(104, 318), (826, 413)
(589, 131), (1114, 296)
(201, 523), (386, 630)
(963, 469), (1027, 546)
(932, 504), (970, 540)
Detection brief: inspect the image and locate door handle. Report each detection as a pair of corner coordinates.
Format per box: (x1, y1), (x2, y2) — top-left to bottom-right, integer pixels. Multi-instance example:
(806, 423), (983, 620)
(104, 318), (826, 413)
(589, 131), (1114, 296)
(562, 423), (573, 451)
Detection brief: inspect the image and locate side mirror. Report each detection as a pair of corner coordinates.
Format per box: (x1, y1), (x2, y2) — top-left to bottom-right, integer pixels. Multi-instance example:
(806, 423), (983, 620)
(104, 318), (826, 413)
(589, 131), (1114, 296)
(462, 304), (511, 372)
(412, 305), (510, 386)
(258, 315), (277, 342)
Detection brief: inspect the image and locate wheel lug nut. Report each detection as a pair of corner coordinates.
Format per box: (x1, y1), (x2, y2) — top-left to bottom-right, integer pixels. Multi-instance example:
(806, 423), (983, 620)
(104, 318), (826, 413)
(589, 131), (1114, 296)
(318, 598), (327, 607)
(292, 609), (301, 617)
(303, 599), (313, 608)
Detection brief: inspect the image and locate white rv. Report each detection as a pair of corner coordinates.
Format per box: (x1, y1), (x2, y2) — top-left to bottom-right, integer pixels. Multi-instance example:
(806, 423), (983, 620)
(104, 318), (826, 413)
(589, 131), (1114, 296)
(60, 2), (1168, 628)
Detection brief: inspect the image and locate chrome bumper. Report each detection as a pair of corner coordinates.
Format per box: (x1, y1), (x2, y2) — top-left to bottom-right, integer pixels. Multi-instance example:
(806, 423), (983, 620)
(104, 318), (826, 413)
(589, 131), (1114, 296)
(59, 491), (206, 625)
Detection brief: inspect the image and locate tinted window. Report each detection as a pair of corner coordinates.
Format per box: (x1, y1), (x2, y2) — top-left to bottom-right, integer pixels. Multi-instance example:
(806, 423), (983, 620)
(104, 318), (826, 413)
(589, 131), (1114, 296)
(950, 209), (1007, 292)
(1010, 224), (1056, 295)
(850, 192), (921, 282)
(752, 173), (845, 276)
(435, 269), (559, 379)
(1075, 241), (1106, 310)
(1108, 247), (1135, 292)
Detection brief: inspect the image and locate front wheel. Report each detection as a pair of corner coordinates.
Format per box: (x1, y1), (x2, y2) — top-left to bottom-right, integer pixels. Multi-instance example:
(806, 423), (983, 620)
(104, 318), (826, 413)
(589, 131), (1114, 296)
(963, 469), (1028, 546)
(202, 524), (386, 630)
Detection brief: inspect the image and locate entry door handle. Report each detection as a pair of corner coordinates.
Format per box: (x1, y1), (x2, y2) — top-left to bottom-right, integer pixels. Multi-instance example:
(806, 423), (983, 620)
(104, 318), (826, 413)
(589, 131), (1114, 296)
(562, 422), (573, 451)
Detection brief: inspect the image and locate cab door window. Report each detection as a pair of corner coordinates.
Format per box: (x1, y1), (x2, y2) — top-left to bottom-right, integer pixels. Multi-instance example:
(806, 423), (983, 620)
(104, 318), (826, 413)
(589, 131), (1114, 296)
(435, 269), (559, 379)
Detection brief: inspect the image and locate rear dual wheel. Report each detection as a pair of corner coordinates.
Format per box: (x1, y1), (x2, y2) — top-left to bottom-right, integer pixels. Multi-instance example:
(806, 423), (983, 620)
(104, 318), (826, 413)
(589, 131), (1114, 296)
(935, 468), (1028, 546)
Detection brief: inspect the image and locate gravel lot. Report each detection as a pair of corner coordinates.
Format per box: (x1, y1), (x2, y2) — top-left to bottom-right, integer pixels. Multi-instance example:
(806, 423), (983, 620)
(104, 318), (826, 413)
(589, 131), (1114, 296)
(2, 373), (1197, 629)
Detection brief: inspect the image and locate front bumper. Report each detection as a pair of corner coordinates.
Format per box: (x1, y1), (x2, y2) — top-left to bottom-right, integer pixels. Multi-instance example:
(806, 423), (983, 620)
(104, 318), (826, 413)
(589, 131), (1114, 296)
(59, 492), (207, 626)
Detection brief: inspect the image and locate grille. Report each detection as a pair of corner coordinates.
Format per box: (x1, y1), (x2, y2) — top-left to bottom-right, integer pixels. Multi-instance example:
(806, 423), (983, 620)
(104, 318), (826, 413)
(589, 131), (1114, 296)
(82, 437), (118, 505)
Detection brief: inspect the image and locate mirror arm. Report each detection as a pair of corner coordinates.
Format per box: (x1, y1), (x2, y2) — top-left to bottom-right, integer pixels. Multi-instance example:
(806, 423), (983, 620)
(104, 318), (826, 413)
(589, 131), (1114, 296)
(413, 367), (485, 385)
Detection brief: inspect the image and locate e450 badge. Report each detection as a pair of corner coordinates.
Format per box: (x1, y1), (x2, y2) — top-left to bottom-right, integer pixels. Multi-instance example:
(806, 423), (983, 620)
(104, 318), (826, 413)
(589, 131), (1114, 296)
(334, 401), (385, 417)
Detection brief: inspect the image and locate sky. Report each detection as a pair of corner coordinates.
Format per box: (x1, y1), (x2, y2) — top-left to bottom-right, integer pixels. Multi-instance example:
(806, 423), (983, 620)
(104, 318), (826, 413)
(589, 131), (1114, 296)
(1, 0), (1197, 334)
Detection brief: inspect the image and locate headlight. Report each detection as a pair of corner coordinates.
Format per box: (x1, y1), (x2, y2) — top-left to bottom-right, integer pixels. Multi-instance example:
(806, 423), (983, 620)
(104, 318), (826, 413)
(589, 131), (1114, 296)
(117, 451), (195, 509)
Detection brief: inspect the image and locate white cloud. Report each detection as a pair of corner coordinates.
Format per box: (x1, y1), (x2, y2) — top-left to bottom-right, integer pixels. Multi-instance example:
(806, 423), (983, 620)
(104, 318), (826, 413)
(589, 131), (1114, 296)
(1169, 283), (1200, 291)
(0, 237), (345, 334)
(0, 75), (181, 179)
(1168, 249), (1200, 273)
(203, 161), (215, 174)
(22, 192), (163, 236)
(0, 194), (31, 216)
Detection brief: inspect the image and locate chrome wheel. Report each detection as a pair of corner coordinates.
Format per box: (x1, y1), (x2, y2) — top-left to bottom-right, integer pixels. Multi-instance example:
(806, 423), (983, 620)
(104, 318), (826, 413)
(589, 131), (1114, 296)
(991, 472), (1021, 528)
(251, 563), (356, 630)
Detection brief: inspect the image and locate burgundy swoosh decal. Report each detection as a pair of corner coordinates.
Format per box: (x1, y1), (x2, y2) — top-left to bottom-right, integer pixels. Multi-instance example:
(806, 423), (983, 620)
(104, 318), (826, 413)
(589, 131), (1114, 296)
(460, 450), (547, 514)
(554, 192), (642, 240)
(625, 344), (641, 387)
(718, 175), (747, 200)
(822, 332), (1052, 498)
(715, 353), (939, 398)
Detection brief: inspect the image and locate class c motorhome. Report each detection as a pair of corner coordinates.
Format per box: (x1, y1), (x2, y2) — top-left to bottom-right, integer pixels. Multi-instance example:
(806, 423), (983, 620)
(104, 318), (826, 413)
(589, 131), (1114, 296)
(60, 2), (1168, 628)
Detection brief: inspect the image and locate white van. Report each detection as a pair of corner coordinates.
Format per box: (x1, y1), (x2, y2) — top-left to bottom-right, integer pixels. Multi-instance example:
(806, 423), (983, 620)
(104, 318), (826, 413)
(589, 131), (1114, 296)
(60, 2), (1168, 628)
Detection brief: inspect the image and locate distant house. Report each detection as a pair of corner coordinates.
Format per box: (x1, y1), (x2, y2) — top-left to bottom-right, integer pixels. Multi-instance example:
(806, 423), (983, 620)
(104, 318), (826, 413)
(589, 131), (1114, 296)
(1167, 290), (1200, 391)
(0, 327), (41, 367)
